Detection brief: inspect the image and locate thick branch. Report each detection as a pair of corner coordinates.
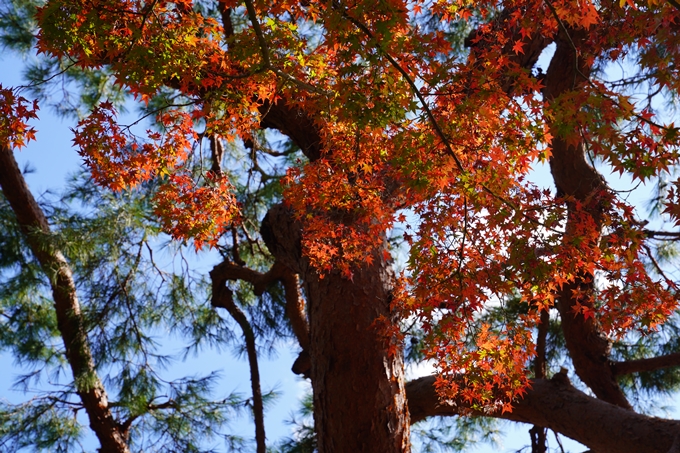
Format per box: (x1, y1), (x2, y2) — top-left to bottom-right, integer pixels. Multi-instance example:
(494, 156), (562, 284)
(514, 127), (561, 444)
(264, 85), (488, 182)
(209, 135), (224, 176)
(645, 230), (680, 240)
(407, 375), (680, 453)
(612, 353), (680, 376)
(0, 145), (130, 453)
(534, 310), (549, 380)
(542, 28), (631, 410)
(218, 3), (234, 39)
(279, 269), (310, 351)
(466, 5), (552, 94)
(209, 272), (266, 453)
(259, 98), (323, 161)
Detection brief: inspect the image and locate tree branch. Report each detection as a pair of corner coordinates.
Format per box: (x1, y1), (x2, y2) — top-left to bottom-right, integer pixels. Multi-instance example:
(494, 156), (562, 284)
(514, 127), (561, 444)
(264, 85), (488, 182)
(278, 267), (310, 351)
(667, 0), (680, 11)
(258, 98), (323, 161)
(0, 144), (130, 453)
(407, 375), (680, 453)
(336, 2), (464, 172)
(645, 230), (680, 239)
(530, 309), (550, 453)
(218, 3), (234, 39)
(209, 135), (224, 176)
(535, 310), (550, 380)
(242, 0), (328, 95)
(542, 27), (632, 410)
(612, 352), (680, 376)
(209, 271), (266, 453)
(210, 259), (310, 356)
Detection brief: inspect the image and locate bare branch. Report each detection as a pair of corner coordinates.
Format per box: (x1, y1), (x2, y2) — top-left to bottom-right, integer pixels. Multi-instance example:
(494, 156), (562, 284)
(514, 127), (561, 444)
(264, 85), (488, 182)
(258, 98), (323, 161)
(209, 270), (266, 453)
(210, 259), (310, 351)
(645, 230), (680, 240)
(279, 266), (310, 350)
(209, 135), (224, 177)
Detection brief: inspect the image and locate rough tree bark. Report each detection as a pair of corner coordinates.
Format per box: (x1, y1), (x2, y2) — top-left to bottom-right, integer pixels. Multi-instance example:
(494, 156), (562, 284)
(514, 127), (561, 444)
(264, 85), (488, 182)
(261, 204), (411, 453)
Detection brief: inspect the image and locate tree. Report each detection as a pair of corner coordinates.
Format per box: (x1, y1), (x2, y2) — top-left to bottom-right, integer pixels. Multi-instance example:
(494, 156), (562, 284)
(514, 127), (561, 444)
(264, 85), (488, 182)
(2, 0), (680, 452)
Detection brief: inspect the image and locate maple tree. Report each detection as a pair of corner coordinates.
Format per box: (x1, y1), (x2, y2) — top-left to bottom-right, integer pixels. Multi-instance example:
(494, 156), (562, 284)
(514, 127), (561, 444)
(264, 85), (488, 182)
(2, 0), (680, 451)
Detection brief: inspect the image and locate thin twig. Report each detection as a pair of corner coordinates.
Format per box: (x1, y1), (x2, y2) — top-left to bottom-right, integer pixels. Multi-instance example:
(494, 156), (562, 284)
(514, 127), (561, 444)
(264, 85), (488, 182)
(243, 0), (329, 95)
(337, 5), (465, 173)
(553, 431), (566, 453)
(641, 243), (678, 290)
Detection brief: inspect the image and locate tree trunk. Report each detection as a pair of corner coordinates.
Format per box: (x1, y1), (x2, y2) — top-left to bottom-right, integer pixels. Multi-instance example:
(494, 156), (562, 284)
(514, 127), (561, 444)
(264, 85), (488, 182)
(262, 204), (411, 453)
(0, 144), (130, 453)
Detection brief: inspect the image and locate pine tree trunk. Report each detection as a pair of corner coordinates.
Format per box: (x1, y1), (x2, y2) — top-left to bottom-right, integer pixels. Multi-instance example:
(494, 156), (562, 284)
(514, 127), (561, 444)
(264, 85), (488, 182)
(262, 204), (411, 453)
(0, 144), (131, 453)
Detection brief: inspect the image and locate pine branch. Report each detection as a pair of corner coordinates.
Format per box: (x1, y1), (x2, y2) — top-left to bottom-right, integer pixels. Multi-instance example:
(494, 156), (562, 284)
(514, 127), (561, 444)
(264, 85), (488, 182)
(612, 352), (680, 376)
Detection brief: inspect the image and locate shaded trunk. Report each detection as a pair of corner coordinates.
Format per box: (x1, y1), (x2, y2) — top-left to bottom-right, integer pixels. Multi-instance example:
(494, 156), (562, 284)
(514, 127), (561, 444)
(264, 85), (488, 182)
(262, 204), (411, 453)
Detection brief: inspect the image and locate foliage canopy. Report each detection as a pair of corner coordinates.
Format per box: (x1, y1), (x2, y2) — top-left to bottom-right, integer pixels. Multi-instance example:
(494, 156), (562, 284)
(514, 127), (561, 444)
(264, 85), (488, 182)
(2, 0), (680, 452)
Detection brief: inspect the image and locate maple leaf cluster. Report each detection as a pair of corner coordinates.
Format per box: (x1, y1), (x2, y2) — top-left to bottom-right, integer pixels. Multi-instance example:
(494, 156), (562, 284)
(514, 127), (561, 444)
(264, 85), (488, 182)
(71, 101), (239, 248)
(19, 0), (680, 410)
(0, 85), (39, 150)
